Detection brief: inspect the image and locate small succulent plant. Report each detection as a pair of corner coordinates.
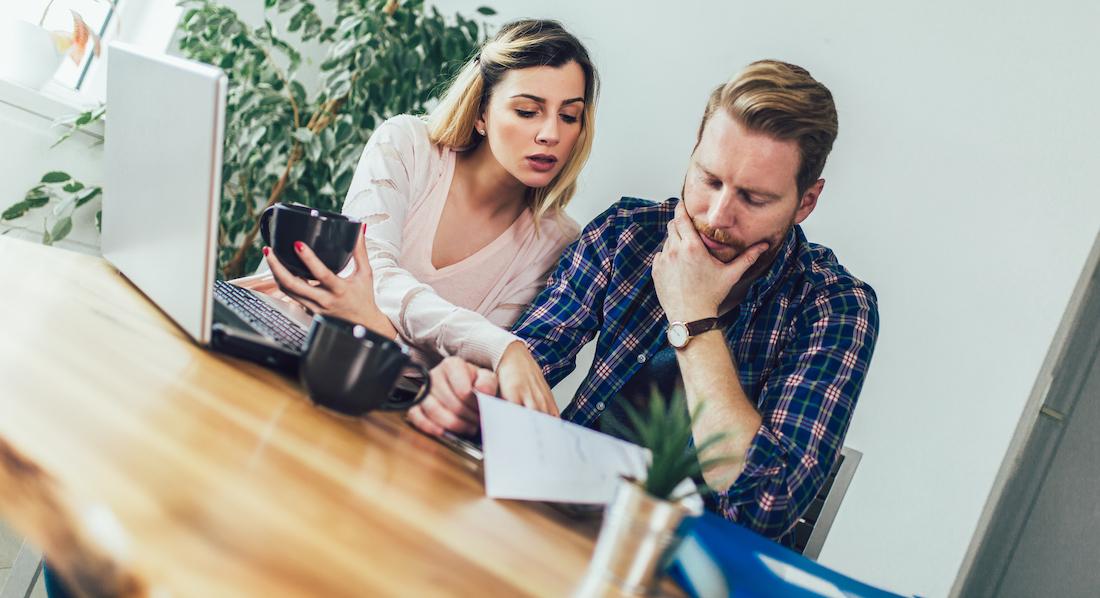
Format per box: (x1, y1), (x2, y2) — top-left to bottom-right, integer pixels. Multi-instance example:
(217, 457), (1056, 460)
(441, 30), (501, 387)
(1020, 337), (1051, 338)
(605, 387), (733, 502)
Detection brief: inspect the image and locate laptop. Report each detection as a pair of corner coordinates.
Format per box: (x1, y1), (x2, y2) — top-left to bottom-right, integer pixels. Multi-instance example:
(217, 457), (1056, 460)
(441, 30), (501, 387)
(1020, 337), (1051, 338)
(102, 42), (313, 374)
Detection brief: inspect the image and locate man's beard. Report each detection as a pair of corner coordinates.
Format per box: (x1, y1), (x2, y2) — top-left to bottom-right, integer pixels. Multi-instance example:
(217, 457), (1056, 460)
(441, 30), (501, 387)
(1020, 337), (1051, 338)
(691, 215), (792, 280)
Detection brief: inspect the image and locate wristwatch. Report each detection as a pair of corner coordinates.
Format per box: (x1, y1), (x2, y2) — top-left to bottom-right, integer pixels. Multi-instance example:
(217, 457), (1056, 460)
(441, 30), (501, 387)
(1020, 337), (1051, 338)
(667, 317), (719, 348)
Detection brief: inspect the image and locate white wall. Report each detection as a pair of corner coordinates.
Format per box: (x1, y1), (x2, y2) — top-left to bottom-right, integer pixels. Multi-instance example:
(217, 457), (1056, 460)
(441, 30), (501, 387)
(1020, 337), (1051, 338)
(430, 1), (1100, 596)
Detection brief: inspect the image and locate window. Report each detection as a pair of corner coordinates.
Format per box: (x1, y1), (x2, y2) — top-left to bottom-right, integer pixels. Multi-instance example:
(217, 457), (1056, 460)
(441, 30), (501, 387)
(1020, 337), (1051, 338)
(1, 0), (182, 112)
(8, 0), (117, 92)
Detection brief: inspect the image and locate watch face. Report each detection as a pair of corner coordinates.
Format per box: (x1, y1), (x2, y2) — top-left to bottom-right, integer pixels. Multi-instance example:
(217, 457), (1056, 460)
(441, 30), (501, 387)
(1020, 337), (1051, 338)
(667, 322), (689, 348)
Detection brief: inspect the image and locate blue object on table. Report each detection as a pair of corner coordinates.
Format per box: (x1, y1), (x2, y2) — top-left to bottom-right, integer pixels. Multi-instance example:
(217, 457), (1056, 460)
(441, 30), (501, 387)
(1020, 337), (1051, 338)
(667, 511), (913, 598)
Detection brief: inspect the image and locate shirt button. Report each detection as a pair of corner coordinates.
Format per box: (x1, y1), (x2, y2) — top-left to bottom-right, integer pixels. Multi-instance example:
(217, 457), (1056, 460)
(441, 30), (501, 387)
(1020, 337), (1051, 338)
(596, 402), (605, 411)
(637, 354), (647, 364)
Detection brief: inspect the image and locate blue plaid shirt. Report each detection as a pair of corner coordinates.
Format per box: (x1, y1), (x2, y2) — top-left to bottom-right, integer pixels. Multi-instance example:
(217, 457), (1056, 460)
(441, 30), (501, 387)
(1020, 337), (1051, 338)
(512, 198), (879, 547)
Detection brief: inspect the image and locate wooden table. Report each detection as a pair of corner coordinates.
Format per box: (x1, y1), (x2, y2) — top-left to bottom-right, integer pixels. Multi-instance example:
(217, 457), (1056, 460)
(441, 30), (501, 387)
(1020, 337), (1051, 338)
(0, 237), (684, 598)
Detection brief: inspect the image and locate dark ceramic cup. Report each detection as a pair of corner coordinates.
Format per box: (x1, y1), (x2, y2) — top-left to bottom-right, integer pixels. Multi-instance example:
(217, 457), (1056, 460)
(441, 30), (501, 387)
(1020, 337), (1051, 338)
(299, 314), (430, 417)
(260, 203), (360, 279)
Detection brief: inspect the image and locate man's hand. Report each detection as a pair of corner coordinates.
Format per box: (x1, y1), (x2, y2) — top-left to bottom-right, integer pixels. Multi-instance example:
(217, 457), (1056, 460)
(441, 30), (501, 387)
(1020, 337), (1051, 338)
(408, 357), (498, 436)
(407, 342), (558, 436)
(265, 227), (397, 337)
(653, 201), (769, 322)
(496, 341), (558, 417)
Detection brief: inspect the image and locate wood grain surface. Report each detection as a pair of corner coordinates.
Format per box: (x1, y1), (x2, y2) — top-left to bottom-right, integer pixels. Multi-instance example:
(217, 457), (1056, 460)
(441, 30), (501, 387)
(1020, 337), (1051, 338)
(0, 237), (686, 598)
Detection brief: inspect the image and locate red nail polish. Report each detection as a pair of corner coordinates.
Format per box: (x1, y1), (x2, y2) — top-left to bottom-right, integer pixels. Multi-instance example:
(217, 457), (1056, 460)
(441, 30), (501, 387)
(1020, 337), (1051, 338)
(263, 247), (269, 257)
(294, 241), (304, 252)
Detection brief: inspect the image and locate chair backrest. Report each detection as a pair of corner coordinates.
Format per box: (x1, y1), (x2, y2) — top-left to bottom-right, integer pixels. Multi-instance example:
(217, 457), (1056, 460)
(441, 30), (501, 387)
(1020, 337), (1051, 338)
(0, 538), (42, 598)
(793, 446), (862, 560)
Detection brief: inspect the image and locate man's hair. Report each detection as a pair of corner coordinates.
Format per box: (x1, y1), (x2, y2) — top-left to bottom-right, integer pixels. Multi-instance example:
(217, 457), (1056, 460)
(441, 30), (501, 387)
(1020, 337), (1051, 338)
(698, 60), (838, 198)
(429, 19), (599, 224)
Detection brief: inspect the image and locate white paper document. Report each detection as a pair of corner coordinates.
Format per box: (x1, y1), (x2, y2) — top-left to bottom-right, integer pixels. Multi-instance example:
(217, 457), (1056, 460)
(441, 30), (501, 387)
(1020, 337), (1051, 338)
(477, 391), (650, 504)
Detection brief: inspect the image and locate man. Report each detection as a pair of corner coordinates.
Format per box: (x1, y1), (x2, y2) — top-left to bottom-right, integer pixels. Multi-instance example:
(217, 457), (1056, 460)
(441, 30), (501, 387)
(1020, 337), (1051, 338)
(408, 60), (879, 548)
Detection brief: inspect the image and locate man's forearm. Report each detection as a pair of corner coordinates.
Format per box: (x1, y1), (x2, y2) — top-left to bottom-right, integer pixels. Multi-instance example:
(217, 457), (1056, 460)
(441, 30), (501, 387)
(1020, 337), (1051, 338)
(674, 329), (762, 491)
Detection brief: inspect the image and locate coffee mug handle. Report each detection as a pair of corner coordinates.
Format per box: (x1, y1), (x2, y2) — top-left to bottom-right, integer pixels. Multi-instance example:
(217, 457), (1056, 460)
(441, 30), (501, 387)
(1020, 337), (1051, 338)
(382, 362), (432, 410)
(260, 205), (276, 248)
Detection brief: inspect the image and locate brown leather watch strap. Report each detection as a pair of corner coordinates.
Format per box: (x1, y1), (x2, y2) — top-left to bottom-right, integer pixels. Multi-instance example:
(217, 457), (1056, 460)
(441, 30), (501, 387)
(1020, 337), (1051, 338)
(684, 317), (719, 336)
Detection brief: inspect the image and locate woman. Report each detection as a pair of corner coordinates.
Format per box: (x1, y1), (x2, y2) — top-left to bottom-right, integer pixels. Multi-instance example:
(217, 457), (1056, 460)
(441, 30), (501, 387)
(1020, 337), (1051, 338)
(263, 20), (598, 418)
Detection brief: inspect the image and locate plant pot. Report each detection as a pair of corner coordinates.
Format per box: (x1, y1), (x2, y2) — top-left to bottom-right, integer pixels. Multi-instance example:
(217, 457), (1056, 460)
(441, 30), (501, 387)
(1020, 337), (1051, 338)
(0, 17), (67, 91)
(574, 477), (703, 597)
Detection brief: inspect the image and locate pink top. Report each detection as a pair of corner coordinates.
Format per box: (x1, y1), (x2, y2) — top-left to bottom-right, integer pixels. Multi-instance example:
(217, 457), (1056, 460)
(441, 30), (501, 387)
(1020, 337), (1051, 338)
(343, 115), (580, 368)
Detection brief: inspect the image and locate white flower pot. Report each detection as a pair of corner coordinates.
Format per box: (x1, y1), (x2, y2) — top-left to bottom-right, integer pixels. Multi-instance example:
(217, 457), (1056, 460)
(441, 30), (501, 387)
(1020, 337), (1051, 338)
(0, 17), (67, 90)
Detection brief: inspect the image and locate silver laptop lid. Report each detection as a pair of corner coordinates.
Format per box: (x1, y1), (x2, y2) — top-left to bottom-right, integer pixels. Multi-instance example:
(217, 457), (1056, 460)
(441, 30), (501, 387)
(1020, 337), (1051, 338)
(102, 42), (226, 345)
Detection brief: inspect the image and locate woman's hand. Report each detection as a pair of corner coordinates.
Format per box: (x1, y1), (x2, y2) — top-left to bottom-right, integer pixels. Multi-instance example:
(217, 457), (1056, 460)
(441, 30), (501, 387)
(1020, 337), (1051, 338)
(231, 271), (285, 298)
(496, 341), (558, 417)
(265, 228), (397, 338)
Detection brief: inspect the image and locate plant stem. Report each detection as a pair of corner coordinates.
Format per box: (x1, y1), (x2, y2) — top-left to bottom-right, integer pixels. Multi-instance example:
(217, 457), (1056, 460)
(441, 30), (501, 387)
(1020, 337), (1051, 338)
(39, 0), (56, 26)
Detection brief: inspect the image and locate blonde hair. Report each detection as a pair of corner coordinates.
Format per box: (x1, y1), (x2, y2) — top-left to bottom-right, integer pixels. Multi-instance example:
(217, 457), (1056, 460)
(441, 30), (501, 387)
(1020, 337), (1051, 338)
(428, 19), (599, 224)
(700, 60), (838, 197)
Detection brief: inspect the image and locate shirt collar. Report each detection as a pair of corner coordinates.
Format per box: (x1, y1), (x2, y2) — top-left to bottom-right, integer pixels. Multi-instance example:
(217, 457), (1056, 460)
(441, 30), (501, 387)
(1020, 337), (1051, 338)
(743, 224), (803, 307)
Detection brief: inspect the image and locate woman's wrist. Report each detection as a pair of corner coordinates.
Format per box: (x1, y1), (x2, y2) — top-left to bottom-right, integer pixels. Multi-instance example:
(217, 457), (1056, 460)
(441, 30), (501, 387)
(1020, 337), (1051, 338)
(369, 311), (398, 339)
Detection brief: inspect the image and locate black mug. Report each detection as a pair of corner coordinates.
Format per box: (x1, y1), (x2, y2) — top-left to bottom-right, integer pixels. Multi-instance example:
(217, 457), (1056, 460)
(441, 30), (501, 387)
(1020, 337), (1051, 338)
(260, 203), (360, 279)
(299, 314), (430, 416)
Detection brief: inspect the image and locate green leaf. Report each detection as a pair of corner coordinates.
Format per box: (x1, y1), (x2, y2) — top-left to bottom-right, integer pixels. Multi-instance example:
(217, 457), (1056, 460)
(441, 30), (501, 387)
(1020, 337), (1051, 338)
(335, 15), (363, 39)
(288, 7), (305, 32)
(258, 93), (284, 110)
(42, 228), (52, 246)
(331, 36), (358, 59)
(334, 120), (353, 145)
(355, 47), (375, 70)
(62, 181), (85, 193)
(50, 217), (73, 243)
(25, 185), (48, 200)
(41, 171), (71, 183)
(307, 133), (323, 163)
(54, 196), (76, 216)
(331, 77), (352, 99)
(75, 187), (102, 208)
(95, 210), (102, 232)
(290, 81), (308, 107)
(292, 128), (314, 144)
(476, 6), (496, 15)
(2, 201), (31, 221)
(334, 168), (355, 196)
(25, 192), (51, 209)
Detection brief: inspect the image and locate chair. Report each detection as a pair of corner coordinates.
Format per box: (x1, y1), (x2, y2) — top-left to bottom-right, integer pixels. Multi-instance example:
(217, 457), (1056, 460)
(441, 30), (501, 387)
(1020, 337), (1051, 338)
(0, 539), (42, 598)
(793, 446), (862, 560)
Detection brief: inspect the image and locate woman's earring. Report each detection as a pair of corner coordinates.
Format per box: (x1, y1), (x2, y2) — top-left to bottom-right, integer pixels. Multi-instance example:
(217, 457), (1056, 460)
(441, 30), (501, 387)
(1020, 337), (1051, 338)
(479, 129), (486, 136)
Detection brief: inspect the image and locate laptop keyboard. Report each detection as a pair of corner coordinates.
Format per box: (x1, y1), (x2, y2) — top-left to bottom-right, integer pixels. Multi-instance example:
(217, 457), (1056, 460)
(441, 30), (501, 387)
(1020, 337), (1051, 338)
(213, 279), (309, 350)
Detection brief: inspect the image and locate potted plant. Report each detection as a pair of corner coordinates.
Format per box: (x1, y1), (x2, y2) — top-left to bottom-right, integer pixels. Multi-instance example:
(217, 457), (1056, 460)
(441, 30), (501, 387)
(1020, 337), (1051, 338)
(577, 390), (731, 596)
(3, 0), (493, 254)
(0, 1), (110, 90)
(177, 0), (494, 278)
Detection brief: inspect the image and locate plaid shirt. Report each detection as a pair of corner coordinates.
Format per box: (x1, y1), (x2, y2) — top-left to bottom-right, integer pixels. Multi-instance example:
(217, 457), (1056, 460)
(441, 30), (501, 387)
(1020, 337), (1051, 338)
(512, 198), (879, 547)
